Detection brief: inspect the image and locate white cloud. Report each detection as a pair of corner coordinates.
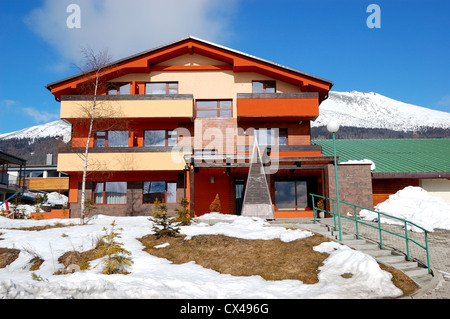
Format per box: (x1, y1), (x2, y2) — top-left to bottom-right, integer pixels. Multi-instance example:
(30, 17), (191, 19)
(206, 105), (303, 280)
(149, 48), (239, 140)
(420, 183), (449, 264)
(25, 0), (237, 68)
(21, 107), (60, 123)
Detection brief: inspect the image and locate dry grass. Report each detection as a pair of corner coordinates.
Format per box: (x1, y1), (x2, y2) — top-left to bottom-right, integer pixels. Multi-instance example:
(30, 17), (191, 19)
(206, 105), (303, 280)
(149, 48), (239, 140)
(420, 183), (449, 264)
(0, 248), (20, 268)
(139, 233), (419, 297)
(8, 223), (77, 232)
(54, 238), (105, 274)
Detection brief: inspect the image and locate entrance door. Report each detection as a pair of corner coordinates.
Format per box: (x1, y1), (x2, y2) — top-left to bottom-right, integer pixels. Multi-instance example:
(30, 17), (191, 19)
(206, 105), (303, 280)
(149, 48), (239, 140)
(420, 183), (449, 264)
(235, 179), (245, 215)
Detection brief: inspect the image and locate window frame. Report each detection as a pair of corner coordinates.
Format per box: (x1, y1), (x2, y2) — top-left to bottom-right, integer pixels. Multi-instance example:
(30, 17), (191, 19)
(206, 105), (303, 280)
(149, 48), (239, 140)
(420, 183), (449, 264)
(107, 82), (131, 95)
(93, 181), (127, 205)
(252, 80), (276, 93)
(144, 129), (178, 147)
(254, 128), (288, 146)
(143, 181), (177, 204)
(274, 179), (308, 211)
(145, 82), (179, 95)
(195, 100), (233, 118)
(95, 130), (129, 148)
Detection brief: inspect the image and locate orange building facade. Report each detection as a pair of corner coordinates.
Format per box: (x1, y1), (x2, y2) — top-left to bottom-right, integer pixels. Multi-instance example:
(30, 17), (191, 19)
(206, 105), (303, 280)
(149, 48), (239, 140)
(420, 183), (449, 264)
(47, 37), (338, 219)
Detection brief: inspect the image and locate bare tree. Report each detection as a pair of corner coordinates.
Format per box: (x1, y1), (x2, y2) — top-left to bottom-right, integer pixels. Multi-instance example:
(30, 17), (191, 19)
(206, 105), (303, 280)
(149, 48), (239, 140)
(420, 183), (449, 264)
(77, 47), (112, 224)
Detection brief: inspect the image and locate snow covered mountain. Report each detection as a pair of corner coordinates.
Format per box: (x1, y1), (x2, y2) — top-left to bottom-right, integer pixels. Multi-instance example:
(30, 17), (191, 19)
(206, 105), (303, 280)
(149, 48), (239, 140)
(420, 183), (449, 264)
(313, 91), (450, 132)
(0, 120), (71, 143)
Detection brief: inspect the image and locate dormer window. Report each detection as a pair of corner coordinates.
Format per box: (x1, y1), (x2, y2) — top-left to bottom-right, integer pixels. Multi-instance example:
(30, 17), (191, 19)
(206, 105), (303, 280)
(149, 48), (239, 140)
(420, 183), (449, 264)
(252, 81), (276, 93)
(146, 82), (178, 95)
(107, 82), (131, 95)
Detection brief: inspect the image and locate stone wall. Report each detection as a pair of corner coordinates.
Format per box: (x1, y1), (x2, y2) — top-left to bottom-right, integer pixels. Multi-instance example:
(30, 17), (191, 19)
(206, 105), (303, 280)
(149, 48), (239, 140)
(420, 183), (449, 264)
(326, 164), (373, 216)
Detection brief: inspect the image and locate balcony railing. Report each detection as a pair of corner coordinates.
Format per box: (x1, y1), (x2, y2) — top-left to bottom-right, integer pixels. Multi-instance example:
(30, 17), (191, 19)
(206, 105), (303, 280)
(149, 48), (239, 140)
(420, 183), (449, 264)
(60, 94), (194, 119)
(236, 92), (319, 120)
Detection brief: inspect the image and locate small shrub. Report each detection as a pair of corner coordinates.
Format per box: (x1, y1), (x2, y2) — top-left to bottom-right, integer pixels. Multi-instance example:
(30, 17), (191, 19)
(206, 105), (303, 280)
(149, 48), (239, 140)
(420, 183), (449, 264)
(150, 198), (180, 238)
(174, 197), (193, 226)
(96, 220), (133, 275)
(209, 193), (221, 212)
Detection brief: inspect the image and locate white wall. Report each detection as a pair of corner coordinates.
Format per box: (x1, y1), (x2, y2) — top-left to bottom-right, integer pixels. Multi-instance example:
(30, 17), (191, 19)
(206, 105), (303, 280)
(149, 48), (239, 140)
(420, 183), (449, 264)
(419, 179), (450, 203)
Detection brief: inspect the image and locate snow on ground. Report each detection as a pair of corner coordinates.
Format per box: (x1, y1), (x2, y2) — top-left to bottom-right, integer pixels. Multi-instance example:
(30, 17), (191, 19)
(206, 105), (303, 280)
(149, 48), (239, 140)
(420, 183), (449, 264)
(360, 186), (450, 232)
(0, 213), (403, 299)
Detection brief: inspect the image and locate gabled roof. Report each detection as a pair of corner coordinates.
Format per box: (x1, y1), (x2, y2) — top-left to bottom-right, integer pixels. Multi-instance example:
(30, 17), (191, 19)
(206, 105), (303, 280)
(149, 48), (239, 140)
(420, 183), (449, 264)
(313, 138), (450, 178)
(46, 36), (333, 101)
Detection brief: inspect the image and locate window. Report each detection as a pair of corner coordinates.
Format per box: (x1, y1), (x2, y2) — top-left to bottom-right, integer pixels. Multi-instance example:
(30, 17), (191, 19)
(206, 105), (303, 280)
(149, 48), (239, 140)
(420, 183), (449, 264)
(274, 180), (308, 211)
(95, 131), (106, 147)
(25, 171), (44, 178)
(95, 131), (129, 147)
(143, 181), (177, 204)
(146, 82), (178, 95)
(94, 182), (127, 204)
(144, 130), (177, 147)
(252, 81), (276, 93)
(254, 128), (288, 146)
(255, 128), (275, 146)
(279, 128), (288, 146)
(108, 131), (128, 147)
(196, 100), (232, 118)
(107, 82), (131, 95)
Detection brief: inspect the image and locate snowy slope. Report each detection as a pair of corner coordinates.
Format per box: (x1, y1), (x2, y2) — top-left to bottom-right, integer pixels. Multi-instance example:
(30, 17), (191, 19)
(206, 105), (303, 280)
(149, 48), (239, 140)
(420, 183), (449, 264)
(0, 120), (71, 143)
(313, 91), (450, 132)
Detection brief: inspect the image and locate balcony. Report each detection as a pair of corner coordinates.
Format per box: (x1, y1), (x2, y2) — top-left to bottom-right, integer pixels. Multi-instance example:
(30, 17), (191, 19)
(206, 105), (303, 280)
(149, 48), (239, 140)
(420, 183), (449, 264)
(60, 94), (194, 120)
(57, 146), (193, 172)
(236, 93), (319, 121)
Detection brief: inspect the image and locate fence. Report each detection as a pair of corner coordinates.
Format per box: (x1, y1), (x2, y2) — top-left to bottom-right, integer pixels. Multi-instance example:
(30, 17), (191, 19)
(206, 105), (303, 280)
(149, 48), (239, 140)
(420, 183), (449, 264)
(310, 193), (431, 274)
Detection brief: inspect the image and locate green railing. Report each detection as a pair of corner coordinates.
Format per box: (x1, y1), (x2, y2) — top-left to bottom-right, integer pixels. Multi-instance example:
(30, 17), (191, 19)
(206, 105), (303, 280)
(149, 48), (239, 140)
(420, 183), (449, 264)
(310, 193), (431, 274)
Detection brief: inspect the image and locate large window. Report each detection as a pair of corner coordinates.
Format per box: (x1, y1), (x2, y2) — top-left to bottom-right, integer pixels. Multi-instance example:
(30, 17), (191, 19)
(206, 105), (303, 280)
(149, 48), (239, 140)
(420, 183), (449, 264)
(196, 100), (232, 118)
(144, 130), (177, 147)
(146, 82), (178, 95)
(94, 182), (127, 204)
(107, 82), (131, 95)
(143, 181), (177, 204)
(252, 81), (276, 93)
(274, 180), (308, 211)
(95, 131), (129, 147)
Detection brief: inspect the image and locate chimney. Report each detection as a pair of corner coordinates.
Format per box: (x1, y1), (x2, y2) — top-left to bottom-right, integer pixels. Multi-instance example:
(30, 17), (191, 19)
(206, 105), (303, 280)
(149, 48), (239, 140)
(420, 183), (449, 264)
(46, 154), (53, 166)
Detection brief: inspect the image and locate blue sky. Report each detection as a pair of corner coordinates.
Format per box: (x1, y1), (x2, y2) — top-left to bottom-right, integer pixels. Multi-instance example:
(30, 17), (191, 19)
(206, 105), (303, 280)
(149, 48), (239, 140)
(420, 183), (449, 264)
(1, 0), (449, 133)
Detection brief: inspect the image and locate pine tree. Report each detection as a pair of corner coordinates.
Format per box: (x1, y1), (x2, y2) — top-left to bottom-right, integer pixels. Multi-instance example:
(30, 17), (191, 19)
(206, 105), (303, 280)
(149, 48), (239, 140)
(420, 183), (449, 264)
(97, 220), (133, 275)
(150, 198), (180, 238)
(209, 193), (221, 212)
(174, 197), (193, 226)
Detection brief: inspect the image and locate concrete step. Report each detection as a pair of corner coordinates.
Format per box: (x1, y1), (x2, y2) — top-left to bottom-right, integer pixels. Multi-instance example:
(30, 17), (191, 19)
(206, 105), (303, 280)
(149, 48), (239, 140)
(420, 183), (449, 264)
(392, 261), (419, 270)
(358, 248), (393, 257)
(376, 255), (407, 264)
(403, 267), (430, 278)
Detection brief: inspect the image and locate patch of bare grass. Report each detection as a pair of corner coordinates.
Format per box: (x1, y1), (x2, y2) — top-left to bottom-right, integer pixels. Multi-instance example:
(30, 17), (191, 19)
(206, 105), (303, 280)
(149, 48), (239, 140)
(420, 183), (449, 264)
(139, 233), (419, 297)
(54, 237), (106, 275)
(139, 233), (331, 284)
(0, 248), (20, 268)
(9, 223), (77, 232)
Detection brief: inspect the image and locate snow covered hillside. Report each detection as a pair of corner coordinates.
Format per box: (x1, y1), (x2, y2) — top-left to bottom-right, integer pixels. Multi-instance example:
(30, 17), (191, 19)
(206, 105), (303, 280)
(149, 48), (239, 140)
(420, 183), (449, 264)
(0, 120), (71, 143)
(313, 91), (450, 132)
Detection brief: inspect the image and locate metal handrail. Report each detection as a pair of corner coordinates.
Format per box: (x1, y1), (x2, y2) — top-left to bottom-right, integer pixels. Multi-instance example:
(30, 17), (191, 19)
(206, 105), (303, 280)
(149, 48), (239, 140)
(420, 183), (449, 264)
(310, 193), (431, 274)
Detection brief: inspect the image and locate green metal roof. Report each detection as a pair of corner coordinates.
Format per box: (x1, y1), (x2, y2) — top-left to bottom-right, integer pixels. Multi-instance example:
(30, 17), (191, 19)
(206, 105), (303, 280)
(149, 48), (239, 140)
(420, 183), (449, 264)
(311, 138), (450, 175)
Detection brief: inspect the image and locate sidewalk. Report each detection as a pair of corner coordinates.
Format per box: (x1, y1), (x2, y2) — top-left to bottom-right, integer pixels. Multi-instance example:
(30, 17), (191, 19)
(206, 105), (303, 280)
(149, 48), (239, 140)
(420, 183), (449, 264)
(413, 229), (450, 299)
